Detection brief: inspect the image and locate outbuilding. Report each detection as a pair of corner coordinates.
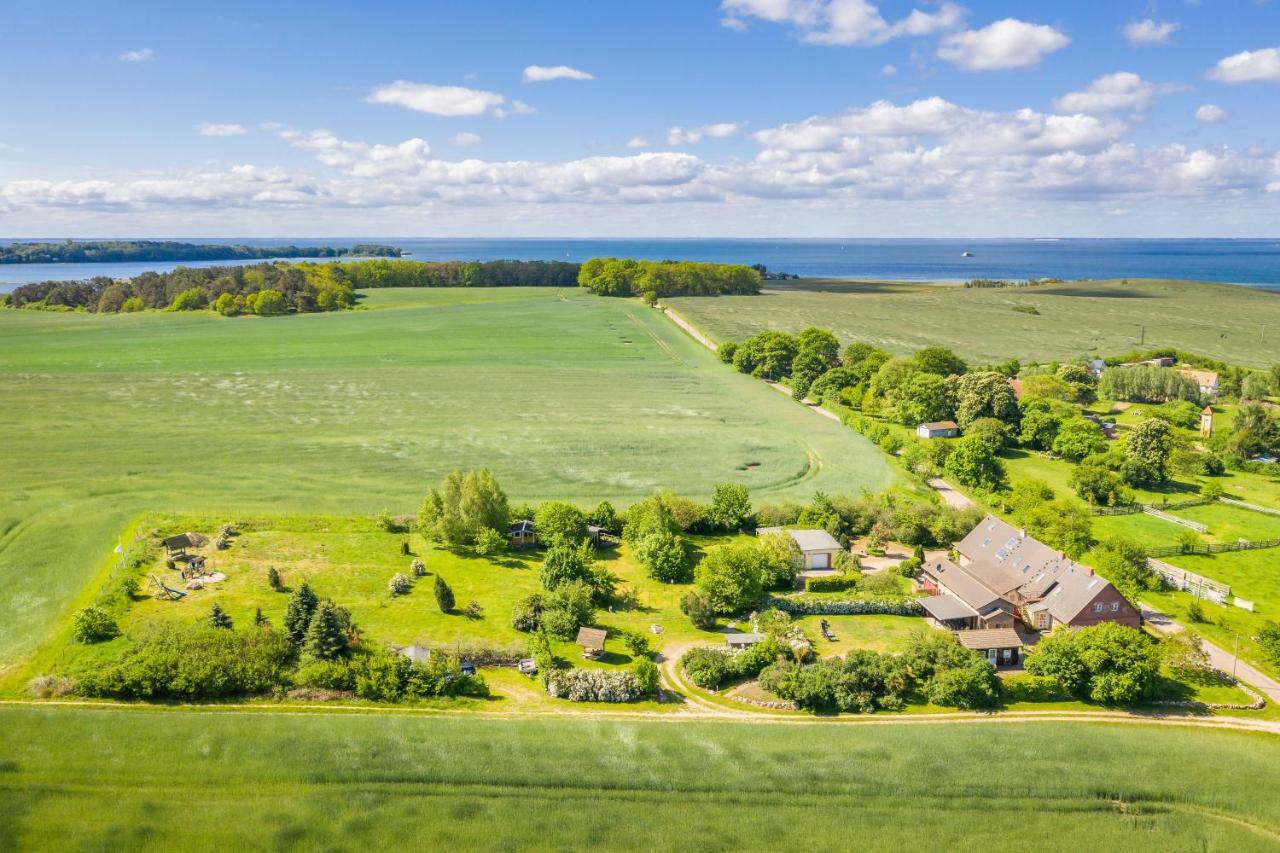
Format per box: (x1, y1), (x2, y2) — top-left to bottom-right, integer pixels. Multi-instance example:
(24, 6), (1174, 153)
(509, 519), (537, 548)
(955, 628), (1024, 668)
(756, 527), (843, 570)
(576, 626), (607, 660)
(916, 420), (960, 439)
(725, 633), (766, 650)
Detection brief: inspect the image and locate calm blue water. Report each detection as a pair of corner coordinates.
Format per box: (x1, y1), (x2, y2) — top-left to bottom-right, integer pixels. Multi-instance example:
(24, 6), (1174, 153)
(2, 238), (1279, 292)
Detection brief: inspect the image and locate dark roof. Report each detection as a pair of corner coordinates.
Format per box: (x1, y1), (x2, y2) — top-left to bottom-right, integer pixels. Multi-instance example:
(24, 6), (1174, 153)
(576, 627), (607, 648)
(919, 594), (979, 621)
(920, 558), (1003, 611)
(509, 520), (536, 534)
(955, 628), (1023, 651)
(162, 532), (207, 550)
(1042, 566), (1116, 623)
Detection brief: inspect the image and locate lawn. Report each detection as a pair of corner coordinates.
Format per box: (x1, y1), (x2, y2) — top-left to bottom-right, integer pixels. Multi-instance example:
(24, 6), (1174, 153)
(667, 277), (1280, 367)
(0, 288), (894, 671)
(4, 707), (1280, 850)
(795, 613), (925, 655)
(9, 512), (752, 693)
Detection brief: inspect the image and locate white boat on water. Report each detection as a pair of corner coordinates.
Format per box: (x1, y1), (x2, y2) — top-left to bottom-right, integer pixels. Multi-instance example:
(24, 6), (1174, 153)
(961, 251), (974, 257)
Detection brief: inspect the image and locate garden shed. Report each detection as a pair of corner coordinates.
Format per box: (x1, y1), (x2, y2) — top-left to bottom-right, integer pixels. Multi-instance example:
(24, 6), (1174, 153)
(576, 627), (607, 659)
(509, 519), (537, 548)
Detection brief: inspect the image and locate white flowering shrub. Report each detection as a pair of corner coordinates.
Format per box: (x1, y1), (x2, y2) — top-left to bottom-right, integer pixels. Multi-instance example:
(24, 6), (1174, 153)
(387, 572), (411, 596)
(545, 667), (642, 702)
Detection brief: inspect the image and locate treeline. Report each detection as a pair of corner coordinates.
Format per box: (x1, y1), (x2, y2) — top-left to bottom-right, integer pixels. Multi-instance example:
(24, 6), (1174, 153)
(578, 257), (761, 299)
(962, 278), (1063, 288)
(4, 259), (582, 315)
(1098, 365), (1200, 403)
(0, 240), (400, 264)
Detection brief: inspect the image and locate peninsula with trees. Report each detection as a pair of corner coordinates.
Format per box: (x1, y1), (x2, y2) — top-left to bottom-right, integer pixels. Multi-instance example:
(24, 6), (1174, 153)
(0, 239), (401, 265)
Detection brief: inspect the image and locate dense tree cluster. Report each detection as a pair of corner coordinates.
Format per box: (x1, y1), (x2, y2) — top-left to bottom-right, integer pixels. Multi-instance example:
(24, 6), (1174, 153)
(0, 239), (399, 265)
(577, 257), (761, 299)
(5, 258), (581, 313)
(1025, 623), (1161, 704)
(1099, 365), (1200, 403)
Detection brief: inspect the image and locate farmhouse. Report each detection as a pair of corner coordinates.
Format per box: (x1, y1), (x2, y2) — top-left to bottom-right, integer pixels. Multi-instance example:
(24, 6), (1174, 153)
(1178, 368), (1220, 397)
(920, 516), (1140, 634)
(916, 420), (960, 439)
(756, 527), (843, 569)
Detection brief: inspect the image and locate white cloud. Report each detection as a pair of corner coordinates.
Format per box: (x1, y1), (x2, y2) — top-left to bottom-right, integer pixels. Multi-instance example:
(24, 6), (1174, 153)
(668, 123), (742, 146)
(453, 132), (482, 147)
(1053, 73), (1181, 114)
(937, 18), (1069, 71)
(881, 64), (898, 76)
(495, 100), (537, 118)
(719, 0), (965, 46)
(7, 96), (1280, 226)
(626, 137), (650, 149)
(1207, 47), (1280, 84)
(365, 81), (507, 116)
(196, 123), (248, 137)
(1195, 104), (1228, 123)
(1122, 19), (1180, 46)
(522, 65), (595, 83)
(118, 48), (154, 63)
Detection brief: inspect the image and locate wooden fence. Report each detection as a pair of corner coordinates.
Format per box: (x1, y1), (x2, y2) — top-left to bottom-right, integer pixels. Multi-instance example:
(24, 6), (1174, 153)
(1222, 497), (1280, 518)
(1141, 506), (1208, 533)
(1147, 558), (1230, 603)
(1145, 537), (1280, 558)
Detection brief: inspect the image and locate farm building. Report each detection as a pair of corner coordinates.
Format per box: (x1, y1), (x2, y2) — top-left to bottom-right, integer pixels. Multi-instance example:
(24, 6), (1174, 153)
(916, 420), (960, 439)
(1178, 368), (1220, 397)
(756, 527), (843, 569)
(921, 515), (1140, 634)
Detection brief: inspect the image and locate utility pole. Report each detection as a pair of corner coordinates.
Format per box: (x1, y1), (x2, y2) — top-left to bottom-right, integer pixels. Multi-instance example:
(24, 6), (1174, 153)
(1233, 632), (1240, 681)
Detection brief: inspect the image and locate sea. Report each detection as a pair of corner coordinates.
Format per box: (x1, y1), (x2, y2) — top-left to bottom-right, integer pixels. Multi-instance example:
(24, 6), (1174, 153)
(2, 238), (1279, 293)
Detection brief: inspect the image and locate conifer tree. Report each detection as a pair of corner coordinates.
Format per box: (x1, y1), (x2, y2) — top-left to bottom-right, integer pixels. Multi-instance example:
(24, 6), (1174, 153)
(284, 582), (319, 644)
(434, 576), (455, 613)
(208, 602), (233, 630)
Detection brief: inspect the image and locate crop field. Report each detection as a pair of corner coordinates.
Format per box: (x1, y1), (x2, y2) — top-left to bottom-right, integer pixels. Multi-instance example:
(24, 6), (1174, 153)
(0, 288), (893, 669)
(666, 278), (1280, 366)
(3, 707), (1280, 851)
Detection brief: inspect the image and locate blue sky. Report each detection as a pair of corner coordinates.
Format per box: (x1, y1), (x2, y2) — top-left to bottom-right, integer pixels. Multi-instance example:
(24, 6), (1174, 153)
(1, 0), (1278, 237)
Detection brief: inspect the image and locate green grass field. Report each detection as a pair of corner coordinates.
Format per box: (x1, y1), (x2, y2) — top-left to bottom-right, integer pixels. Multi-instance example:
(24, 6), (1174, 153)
(0, 288), (894, 671)
(3, 707), (1280, 851)
(667, 278), (1280, 366)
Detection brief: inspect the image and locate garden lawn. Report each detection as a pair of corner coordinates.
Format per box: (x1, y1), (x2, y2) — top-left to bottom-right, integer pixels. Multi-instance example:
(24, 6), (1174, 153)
(10, 513), (744, 691)
(668, 277), (1280, 367)
(0, 288), (893, 671)
(796, 613), (925, 655)
(5, 707), (1280, 851)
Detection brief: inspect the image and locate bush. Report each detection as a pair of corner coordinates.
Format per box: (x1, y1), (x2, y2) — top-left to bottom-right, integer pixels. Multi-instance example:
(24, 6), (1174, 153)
(695, 542), (768, 614)
(545, 667), (643, 702)
(1256, 621), (1280, 667)
(897, 556), (922, 579)
(434, 576), (455, 612)
(464, 600), (484, 620)
(859, 571), (904, 596)
(387, 572), (411, 596)
(925, 657), (1000, 709)
(27, 675), (74, 698)
(72, 606), (119, 644)
(1001, 674), (1072, 703)
(207, 603), (234, 630)
(762, 594), (922, 616)
(75, 624), (293, 699)
(411, 559), (427, 578)
(352, 649), (487, 702)
(294, 658), (357, 691)
(621, 630), (651, 657)
(632, 659), (660, 696)
(511, 594), (544, 631)
(680, 589), (717, 630)
(267, 566), (283, 591)
(1025, 623), (1161, 704)
(633, 529), (689, 582)
(472, 526), (506, 556)
(805, 575), (857, 593)
(680, 638), (784, 689)
(534, 501), (588, 547)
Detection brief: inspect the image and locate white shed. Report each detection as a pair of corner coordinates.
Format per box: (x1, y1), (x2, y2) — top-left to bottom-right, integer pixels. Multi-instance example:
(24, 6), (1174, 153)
(757, 527), (843, 570)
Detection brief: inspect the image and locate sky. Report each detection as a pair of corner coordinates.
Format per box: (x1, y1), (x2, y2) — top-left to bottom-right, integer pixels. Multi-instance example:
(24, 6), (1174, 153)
(1, 0), (1279, 237)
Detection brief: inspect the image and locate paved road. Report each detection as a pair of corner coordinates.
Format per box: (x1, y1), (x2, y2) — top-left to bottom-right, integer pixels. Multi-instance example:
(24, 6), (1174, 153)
(1141, 602), (1280, 704)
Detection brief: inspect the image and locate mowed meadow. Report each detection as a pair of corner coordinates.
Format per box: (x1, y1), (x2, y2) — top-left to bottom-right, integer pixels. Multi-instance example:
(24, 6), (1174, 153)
(4, 708), (1280, 850)
(0, 287), (892, 666)
(667, 278), (1280, 367)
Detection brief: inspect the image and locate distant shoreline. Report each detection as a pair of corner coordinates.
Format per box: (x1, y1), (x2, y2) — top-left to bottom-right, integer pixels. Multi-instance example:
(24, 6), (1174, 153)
(0, 239), (401, 266)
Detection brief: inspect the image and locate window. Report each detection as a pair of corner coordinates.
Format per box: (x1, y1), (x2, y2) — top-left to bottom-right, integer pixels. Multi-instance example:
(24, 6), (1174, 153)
(1111, 602), (1120, 612)
(1094, 603), (1105, 613)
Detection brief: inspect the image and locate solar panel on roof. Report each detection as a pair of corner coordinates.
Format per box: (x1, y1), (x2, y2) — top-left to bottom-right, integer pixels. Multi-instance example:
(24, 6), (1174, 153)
(996, 548), (1008, 559)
